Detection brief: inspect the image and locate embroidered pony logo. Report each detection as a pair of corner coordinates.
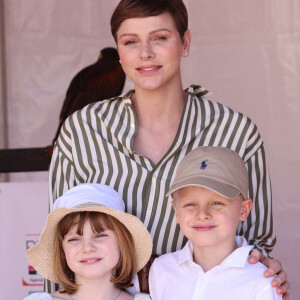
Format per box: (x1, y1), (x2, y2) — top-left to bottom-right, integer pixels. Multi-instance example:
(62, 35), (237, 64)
(200, 160), (208, 170)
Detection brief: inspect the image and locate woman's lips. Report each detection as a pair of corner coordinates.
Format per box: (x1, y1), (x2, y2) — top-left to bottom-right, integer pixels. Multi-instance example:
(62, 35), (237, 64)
(136, 65), (162, 74)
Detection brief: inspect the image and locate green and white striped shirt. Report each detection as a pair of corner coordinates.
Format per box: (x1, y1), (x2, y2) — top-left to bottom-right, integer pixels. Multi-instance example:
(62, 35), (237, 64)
(49, 84), (275, 256)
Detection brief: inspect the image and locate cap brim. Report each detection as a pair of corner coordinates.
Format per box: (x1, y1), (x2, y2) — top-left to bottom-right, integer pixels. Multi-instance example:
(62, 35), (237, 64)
(166, 176), (241, 199)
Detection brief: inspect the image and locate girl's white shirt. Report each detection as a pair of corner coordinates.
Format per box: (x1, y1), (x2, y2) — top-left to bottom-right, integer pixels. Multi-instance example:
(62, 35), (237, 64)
(23, 292), (151, 300)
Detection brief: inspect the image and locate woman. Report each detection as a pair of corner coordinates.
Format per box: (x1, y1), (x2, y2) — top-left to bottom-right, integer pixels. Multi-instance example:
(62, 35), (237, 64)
(24, 184), (152, 300)
(49, 0), (289, 297)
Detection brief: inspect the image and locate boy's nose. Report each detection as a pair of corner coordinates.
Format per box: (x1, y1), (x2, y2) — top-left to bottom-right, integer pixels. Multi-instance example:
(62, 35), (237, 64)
(195, 207), (211, 221)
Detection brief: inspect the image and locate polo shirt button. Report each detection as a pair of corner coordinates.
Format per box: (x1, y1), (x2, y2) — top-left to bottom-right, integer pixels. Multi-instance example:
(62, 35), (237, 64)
(130, 123), (135, 128)
(146, 210), (151, 216)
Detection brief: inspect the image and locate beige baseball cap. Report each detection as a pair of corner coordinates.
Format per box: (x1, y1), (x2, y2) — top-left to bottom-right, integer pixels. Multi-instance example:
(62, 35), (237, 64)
(166, 146), (249, 200)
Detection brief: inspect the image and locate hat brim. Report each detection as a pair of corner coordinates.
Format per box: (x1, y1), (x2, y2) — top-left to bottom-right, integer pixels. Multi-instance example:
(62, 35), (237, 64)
(27, 205), (152, 283)
(166, 176), (241, 199)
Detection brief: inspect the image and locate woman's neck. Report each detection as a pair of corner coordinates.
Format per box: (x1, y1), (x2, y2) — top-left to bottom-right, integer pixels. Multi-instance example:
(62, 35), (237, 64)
(132, 85), (186, 130)
(130, 85), (187, 164)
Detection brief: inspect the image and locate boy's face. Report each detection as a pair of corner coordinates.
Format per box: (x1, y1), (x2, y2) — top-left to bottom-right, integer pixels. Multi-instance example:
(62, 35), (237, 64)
(172, 186), (252, 250)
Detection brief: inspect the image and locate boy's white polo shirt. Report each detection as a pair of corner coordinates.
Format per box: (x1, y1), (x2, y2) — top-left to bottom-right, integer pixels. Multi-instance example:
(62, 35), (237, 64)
(149, 236), (281, 300)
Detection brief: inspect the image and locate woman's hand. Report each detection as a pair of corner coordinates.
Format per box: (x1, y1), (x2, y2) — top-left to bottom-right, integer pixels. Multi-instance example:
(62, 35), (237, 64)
(249, 249), (290, 300)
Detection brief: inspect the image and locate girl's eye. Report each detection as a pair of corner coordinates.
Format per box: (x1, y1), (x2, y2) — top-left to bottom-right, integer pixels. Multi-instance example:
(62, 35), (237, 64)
(95, 233), (107, 238)
(68, 237), (80, 242)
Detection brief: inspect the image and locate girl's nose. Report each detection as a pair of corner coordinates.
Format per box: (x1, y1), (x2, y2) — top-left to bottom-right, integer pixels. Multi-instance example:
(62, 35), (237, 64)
(82, 239), (96, 253)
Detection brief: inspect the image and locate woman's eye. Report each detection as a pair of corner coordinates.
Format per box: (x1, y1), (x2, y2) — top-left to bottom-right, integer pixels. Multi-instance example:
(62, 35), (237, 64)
(124, 40), (136, 46)
(156, 36), (166, 41)
(152, 36), (167, 44)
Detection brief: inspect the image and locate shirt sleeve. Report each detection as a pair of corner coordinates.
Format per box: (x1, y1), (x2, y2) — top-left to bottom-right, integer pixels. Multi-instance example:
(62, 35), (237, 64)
(148, 260), (159, 300)
(49, 117), (76, 206)
(238, 144), (276, 256)
(255, 281), (282, 300)
(47, 119), (76, 293)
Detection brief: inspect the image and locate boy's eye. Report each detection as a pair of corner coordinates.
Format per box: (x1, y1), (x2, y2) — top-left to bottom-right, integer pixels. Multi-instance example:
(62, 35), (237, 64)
(184, 202), (196, 208)
(212, 201), (223, 206)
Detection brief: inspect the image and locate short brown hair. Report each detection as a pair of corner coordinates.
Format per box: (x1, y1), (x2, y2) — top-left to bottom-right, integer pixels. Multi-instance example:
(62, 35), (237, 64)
(110, 0), (188, 41)
(53, 211), (137, 295)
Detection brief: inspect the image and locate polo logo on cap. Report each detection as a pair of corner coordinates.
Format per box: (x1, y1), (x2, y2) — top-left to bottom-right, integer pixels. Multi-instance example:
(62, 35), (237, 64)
(200, 160), (208, 170)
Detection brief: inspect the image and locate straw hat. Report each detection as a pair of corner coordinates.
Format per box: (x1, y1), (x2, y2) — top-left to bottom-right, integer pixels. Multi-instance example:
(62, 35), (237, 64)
(26, 184), (153, 283)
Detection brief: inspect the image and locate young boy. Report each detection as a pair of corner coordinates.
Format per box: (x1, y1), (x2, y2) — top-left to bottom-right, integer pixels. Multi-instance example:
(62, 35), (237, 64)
(149, 146), (281, 300)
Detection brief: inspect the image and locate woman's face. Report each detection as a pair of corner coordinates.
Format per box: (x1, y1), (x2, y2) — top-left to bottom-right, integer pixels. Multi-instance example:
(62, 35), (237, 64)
(116, 12), (190, 93)
(62, 219), (120, 283)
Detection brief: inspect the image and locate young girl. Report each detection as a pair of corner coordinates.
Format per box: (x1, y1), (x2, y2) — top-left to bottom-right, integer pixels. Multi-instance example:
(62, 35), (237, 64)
(24, 183), (152, 300)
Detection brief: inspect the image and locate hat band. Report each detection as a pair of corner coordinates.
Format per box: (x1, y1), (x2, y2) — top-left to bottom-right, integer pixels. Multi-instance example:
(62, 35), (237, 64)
(74, 202), (105, 209)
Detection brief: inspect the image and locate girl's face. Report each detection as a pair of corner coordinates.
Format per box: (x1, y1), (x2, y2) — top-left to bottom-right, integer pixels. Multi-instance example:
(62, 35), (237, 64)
(116, 12), (191, 93)
(62, 219), (120, 283)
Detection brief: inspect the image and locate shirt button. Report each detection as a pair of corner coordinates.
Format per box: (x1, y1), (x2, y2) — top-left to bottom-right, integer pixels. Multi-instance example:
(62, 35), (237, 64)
(146, 210), (151, 216)
(130, 123), (135, 128)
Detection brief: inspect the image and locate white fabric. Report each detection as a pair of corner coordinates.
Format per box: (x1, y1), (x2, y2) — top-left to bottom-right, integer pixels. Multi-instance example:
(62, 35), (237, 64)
(53, 183), (125, 212)
(23, 292), (151, 300)
(23, 293), (52, 300)
(149, 236), (282, 300)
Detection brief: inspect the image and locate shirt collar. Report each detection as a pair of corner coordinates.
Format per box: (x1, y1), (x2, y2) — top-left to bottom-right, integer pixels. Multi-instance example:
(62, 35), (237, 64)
(221, 236), (254, 268)
(123, 84), (211, 100)
(177, 236), (253, 268)
(177, 240), (194, 265)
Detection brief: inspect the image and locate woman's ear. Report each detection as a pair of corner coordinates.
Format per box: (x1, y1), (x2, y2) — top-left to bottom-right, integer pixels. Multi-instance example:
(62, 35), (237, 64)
(240, 199), (252, 221)
(182, 29), (192, 57)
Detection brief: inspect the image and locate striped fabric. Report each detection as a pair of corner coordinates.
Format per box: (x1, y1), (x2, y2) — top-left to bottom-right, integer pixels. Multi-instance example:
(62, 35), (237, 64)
(49, 84), (275, 255)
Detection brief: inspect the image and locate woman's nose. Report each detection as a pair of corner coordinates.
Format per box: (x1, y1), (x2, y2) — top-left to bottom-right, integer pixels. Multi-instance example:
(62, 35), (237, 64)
(140, 41), (154, 60)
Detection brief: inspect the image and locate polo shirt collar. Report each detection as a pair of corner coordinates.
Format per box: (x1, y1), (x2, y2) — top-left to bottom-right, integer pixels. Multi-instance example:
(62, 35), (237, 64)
(177, 236), (253, 268)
